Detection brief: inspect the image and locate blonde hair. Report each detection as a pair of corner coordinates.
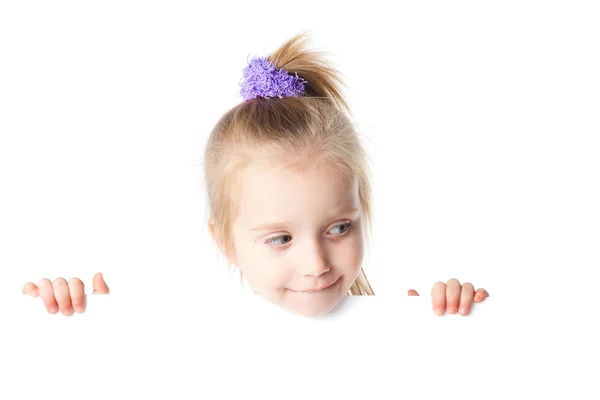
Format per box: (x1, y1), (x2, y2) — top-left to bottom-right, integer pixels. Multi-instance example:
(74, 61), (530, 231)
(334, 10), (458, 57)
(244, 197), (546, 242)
(203, 31), (375, 295)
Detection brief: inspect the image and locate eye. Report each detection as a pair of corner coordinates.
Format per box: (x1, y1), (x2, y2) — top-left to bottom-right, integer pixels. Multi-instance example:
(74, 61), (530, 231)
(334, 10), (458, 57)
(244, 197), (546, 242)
(265, 234), (293, 246)
(263, 221), (352, 247)
(329, 222), (351, 235)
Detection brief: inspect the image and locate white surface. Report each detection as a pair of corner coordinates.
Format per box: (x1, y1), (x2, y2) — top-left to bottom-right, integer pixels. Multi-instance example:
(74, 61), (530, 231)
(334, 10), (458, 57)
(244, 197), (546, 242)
(1, 0), (599, 399)
(3, 293), (597, 399)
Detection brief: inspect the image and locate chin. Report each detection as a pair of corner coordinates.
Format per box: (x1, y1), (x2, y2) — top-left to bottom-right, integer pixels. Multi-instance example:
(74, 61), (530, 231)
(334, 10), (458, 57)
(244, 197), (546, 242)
(297, 308), (332, 317)
(293, 297), (341, 317)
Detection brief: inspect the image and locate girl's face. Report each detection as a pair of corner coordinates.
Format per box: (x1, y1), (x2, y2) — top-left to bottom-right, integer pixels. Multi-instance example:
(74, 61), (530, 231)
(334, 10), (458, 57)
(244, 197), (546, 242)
(229, 162), (364, 317)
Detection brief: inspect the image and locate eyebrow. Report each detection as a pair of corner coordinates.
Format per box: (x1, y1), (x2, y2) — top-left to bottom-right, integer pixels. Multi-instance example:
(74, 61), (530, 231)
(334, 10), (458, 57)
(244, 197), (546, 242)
(249, 207), (359, 231)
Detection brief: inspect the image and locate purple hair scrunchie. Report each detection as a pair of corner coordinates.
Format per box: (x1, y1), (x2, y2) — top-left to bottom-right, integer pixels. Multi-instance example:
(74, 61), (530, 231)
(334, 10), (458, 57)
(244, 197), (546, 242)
(238, 55), (307, 101)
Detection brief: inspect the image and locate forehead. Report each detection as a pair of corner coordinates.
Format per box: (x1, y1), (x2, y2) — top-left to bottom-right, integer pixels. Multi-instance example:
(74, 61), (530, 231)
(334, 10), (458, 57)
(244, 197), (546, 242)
(238, 162), (358, 220)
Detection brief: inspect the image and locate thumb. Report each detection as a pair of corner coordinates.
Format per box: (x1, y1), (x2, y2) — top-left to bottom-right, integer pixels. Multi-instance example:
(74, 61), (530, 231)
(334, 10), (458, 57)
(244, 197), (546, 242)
(92, 272), (110, 294)
(407, 289), (419, 296)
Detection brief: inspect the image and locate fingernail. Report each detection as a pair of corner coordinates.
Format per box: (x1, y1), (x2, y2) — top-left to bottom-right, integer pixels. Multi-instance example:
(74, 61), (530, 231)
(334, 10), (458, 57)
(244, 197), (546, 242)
(447, 307), (457, 314)
(74, 306), (84, 313)
(62, 307), (73, 316)
(459, 307), (468, 315)
(434, 308), (444, 316)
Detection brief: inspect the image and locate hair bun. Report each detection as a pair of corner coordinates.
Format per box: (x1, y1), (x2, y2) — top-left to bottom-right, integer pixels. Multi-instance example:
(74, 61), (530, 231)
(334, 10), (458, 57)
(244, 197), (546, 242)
(238, 55), (308, 101)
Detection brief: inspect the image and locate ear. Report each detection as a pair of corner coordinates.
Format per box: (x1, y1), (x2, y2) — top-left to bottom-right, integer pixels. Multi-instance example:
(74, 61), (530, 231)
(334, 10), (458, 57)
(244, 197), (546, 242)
(208, 217), (238, 266)
(208, 218), (219, 245)
(208, 218), (225, 253)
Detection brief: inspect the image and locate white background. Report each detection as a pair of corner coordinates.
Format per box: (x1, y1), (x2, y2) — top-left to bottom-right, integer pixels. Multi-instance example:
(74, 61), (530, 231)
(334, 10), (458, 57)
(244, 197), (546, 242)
(1, 1), (599, 398)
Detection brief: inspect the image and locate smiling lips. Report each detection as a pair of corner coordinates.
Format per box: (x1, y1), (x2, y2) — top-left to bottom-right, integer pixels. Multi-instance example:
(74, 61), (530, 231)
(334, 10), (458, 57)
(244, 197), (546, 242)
(297, 277), (338, 293)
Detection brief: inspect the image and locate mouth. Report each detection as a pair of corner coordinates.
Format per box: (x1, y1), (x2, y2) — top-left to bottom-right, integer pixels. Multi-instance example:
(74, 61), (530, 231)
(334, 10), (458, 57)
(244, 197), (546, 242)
(293, 276), (340, 293)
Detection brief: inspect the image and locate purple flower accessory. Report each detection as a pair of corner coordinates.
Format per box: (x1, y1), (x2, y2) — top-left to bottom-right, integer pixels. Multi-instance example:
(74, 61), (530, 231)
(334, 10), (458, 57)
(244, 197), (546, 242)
(238, 55), (307, 101)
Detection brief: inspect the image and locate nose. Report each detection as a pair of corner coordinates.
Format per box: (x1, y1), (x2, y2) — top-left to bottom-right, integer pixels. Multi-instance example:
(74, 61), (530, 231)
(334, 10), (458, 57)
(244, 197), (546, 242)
(296, 238), (331, 277)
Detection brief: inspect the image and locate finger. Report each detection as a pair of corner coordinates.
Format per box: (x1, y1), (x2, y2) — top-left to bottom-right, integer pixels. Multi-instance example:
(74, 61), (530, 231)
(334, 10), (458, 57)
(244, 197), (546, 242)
(92, 272), (109, 294)
(474, 288), (489, 302)
(458, 282), (475, 316)
(445, 278), (462, 314)
(431, 282), (446, 316)
(38, 278), (59, 314)
(52, 278), (73, 316)
(68, 278), (85, 313)
(407, 289), (419, 296)
(22, 282), (40, 297)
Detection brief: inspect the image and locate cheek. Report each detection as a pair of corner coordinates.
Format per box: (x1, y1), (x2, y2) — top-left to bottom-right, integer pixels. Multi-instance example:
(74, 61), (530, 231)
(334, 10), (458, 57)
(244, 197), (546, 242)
(337, 235), (364, 272)
(235, 241), (263, 277)
(240, 246), (289, 288)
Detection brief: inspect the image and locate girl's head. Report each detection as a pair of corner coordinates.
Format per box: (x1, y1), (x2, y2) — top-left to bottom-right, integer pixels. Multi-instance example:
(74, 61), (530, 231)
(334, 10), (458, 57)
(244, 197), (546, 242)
(204, 31), (374, 317)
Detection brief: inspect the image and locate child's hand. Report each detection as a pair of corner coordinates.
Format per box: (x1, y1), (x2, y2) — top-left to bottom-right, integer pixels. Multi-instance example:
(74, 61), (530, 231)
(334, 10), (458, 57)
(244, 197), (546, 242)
(21, 272), (109, 316)
(407, 278), (489, 316)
